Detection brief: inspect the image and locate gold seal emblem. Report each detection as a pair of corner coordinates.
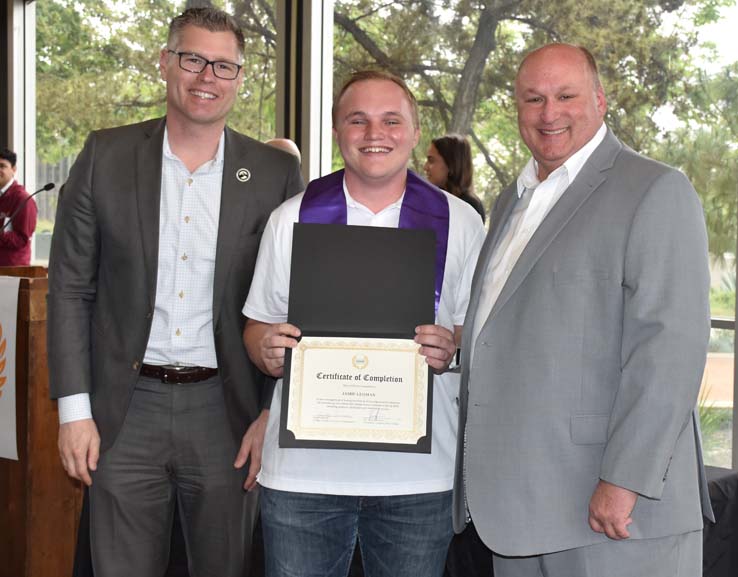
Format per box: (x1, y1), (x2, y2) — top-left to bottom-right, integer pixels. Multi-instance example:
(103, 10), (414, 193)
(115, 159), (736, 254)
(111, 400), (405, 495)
(352, 353), (369, 370)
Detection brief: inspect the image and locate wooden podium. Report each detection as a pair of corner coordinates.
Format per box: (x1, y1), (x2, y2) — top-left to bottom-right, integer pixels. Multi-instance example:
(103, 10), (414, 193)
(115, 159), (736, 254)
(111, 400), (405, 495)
(0, 266), (84, 577)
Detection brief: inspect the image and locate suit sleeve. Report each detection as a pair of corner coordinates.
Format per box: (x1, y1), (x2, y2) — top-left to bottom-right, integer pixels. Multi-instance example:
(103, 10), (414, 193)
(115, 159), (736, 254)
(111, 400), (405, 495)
(599, 169), (710, 499)
(285, 154), (305, 199)
(258, 156), (303, 410)
(47, 133), (100, 399)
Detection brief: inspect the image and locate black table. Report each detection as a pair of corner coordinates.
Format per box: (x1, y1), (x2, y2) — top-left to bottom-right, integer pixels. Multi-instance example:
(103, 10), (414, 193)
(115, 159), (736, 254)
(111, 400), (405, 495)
(704, 466), (738, 577)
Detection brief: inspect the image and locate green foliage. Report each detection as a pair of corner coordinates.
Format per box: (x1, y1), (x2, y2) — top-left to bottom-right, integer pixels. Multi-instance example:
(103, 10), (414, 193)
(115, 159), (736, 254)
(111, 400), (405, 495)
(35, 218), (55, 234)
(708, 327), (735, 351)
(36, 0), (738, 262)
(332, 0), (738, 258)
(698, 400), (732, 454)
(36, 0), (278, 164)
(711, 289), (736, 319)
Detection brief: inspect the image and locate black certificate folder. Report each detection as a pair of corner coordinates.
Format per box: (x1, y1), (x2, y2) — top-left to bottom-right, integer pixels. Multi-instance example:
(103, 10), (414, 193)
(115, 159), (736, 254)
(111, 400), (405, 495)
(280, 223), (436, 453)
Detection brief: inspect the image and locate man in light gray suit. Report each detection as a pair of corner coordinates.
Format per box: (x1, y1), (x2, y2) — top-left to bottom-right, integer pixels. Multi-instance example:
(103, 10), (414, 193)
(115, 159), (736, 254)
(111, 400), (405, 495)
(47, 7), (302, 577)
(453, 43), (714, 577)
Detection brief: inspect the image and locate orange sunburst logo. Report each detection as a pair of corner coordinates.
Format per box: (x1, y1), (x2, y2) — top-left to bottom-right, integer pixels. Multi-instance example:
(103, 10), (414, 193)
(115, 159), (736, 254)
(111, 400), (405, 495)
(0, 322), (6, 399)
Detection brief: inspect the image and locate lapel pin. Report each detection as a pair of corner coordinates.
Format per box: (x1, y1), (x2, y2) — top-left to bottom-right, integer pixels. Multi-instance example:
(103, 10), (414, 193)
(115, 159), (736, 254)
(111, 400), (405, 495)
(236, 168), (251, 182)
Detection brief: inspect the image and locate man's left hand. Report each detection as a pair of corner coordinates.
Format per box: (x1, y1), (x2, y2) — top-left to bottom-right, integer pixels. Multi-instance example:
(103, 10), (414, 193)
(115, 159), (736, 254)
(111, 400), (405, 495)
(234, 409), (269, 491)
(588, 479), (638, 540)
(415, 324), (456, 374)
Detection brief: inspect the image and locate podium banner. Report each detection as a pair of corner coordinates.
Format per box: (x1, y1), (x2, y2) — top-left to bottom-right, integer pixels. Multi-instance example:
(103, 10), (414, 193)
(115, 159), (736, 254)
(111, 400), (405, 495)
(0, 276), (20, 460)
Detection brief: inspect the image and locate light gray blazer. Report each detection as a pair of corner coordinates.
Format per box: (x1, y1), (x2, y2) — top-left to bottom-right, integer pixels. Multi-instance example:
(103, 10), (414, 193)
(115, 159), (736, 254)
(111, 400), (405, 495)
(47, 118), (304, 453)
(453, 129), (714, 556)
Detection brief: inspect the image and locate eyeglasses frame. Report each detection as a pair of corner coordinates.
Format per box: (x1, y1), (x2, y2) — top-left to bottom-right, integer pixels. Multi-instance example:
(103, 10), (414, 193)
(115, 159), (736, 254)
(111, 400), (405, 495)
(167, 49), (243, 80)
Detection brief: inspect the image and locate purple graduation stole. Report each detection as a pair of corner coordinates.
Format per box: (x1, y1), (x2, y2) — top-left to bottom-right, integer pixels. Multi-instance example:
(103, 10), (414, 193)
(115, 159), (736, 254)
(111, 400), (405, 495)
(299, 169), (449, 314)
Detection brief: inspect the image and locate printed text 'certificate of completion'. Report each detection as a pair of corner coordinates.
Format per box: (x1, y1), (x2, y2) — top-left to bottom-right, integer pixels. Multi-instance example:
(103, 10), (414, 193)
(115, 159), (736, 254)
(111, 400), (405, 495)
(280, 223), (435, 453)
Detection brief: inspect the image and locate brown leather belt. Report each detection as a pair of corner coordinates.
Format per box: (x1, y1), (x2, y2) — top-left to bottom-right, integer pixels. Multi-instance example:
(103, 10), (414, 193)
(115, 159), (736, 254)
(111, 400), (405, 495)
(140, 363), (218, 384)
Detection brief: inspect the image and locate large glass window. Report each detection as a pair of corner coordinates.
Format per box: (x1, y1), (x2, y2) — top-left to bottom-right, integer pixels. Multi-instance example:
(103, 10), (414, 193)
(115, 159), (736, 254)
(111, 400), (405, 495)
(333, 0), (738, 467)
(34, 0), (278, 261)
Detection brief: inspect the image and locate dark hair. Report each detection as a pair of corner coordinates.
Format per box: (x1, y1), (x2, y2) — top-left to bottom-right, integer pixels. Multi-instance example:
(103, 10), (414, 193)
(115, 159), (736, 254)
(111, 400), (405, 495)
(0, 148), (17, 167)
(431, 134), (473, 197)
(333, 70), (419, 128)
(168, 7), (245, 58)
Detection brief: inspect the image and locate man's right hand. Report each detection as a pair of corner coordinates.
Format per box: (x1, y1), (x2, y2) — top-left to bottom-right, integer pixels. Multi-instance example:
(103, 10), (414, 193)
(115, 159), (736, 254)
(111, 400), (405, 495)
(244, 320), (301, 377)
(58, 418), (100, 486)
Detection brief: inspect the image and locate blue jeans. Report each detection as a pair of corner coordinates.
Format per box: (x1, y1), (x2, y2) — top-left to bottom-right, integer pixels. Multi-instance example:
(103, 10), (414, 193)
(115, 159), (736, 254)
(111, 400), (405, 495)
(260, 487), (453, 577)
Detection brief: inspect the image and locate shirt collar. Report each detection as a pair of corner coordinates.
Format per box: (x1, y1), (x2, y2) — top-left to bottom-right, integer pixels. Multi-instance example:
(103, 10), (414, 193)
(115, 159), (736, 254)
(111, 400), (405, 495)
(342, 175), (405, 213)
(1, 177), (15, 195)
(516, 123), (607, 198)
(162, 127), (225, 168)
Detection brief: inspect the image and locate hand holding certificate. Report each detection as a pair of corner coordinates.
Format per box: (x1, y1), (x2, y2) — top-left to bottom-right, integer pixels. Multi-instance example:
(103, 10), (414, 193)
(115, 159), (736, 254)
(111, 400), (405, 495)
(279, 223), (437, 453)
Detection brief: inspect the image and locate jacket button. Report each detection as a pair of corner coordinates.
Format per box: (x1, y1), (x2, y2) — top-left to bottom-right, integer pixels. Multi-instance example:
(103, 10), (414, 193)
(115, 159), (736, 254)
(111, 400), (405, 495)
(132, 361), (140, 370)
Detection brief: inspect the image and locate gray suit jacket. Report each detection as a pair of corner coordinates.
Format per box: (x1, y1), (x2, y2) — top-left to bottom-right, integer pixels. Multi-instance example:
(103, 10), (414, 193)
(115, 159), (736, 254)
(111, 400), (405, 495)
(453, 129), (714, 556)
(47, 117), (304, 453)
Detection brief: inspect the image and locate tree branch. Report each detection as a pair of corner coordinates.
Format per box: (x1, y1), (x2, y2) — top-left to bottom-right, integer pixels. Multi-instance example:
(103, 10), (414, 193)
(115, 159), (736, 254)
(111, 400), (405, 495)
(469, 129), (508, 186)
(334, 11), (393, 68)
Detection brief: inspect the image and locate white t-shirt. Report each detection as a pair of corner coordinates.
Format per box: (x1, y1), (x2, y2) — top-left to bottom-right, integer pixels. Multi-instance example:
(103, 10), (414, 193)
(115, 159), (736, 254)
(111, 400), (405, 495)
(243, 180), (485, 495)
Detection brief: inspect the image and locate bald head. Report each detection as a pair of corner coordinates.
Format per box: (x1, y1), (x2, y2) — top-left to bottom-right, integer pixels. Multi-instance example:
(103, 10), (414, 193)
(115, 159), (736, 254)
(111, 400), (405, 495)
(514, 43), (607, 180)
(265, 138), (301, 164)
(517, 43), (602, 95)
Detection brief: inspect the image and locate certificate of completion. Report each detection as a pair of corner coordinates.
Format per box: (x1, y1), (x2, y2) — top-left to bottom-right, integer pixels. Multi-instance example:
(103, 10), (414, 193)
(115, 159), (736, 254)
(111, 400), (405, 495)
(280, 223), (436, 453)
(280, 336), (430, 451)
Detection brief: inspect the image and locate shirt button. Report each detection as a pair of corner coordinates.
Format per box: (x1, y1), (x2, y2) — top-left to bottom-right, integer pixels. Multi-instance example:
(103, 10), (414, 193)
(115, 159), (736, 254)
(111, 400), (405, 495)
(181, 253), (188, 261)
(179, 290), (185, 299)
(184, 216), (190, 223)
(187, 178), (193, 186)
(175, 329), (182, 336)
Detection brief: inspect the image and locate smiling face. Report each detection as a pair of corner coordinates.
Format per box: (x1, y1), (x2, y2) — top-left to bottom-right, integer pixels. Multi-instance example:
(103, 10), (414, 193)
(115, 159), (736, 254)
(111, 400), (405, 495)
(515, 44), (607, 180)
(159, 24), (243, 131)
(332, 78), (420, 189)
(424, 143), (449, 189)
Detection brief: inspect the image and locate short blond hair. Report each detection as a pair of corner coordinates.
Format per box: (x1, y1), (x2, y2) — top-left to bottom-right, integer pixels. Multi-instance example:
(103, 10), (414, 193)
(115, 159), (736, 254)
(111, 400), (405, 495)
(332, 70), (419, 128)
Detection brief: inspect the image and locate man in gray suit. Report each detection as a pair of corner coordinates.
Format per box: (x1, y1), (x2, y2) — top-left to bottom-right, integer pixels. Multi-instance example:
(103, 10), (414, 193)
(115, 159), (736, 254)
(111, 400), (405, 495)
(47, 7), (303, 577)
(453, 43), (714, 577)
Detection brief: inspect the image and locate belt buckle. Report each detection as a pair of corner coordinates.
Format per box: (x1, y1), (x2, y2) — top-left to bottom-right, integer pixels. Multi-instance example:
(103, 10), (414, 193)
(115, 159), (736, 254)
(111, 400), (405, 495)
(162, 365), (186, 384)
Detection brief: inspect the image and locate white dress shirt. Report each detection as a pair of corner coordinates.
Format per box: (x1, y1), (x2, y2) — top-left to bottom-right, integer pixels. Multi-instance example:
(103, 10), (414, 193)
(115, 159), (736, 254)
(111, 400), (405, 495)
(242, 178), (486, 496)
(470, 123), (607, 354)
(58, 129), (225, 424)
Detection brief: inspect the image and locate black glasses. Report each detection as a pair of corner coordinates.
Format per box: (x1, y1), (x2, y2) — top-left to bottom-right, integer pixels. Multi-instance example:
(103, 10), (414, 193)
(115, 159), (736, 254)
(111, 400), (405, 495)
(167, 50), (242, 80)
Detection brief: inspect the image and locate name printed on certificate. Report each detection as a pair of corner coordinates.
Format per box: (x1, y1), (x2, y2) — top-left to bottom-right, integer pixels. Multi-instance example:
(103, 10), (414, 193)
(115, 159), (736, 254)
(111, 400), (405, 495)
(284, 336), (429, 446)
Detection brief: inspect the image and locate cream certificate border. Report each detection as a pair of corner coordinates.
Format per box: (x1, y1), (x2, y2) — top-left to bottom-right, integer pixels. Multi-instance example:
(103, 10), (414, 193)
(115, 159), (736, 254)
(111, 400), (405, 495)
(285, 336), (428, 444)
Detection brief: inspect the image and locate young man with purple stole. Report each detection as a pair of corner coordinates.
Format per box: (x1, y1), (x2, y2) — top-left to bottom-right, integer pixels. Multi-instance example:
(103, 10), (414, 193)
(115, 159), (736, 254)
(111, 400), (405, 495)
(241, 71), (485, 577)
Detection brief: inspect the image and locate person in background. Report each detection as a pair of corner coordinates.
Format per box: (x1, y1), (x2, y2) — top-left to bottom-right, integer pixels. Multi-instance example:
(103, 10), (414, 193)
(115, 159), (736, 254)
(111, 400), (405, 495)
(0, 147), (38, 266)
(47, 7), (303, 577)
(265, 137), (302, 164)
(424, 134), (485, 222)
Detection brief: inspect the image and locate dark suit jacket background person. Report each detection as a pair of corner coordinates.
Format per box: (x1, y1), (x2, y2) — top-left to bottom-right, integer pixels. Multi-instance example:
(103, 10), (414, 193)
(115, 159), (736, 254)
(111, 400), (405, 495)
(454, 43), (713, 577)
(46, 7), (303, 577)
(0, 147), (38, 266)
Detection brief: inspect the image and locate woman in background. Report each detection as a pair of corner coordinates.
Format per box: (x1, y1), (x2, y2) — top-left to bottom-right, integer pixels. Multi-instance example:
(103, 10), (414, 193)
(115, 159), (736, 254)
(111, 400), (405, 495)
(424, 134), (486, 222)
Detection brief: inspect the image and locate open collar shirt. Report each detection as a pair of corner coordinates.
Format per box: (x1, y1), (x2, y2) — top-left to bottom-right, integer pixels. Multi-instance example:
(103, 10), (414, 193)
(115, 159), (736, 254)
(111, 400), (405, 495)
(59, 129), (225, 423)
(470, 123), (607, 356)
